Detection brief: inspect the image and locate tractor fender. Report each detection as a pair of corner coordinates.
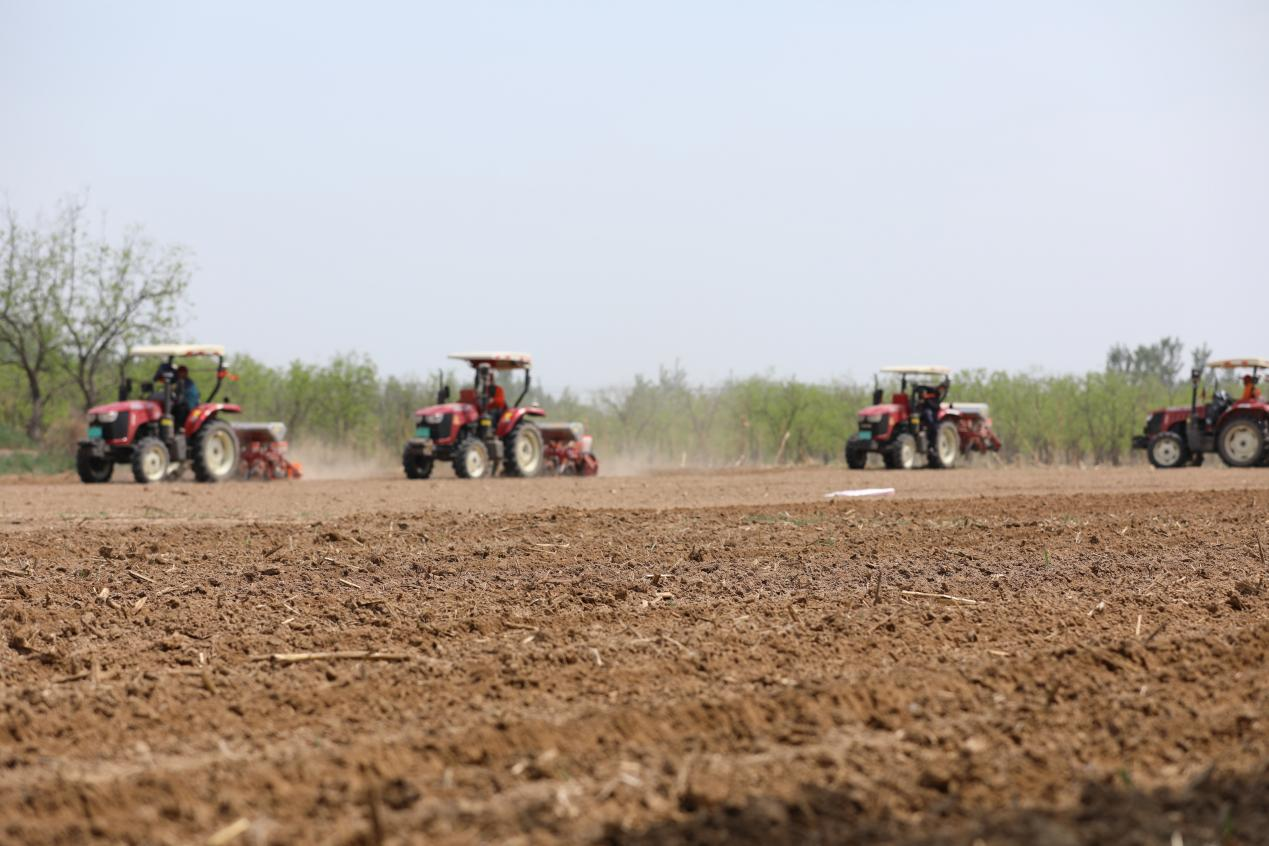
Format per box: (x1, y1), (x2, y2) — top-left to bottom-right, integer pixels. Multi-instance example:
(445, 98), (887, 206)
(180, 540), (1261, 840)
(495, 406), (546, 438)
(1219, 401), (1269, 426)
(185, 403), (242, 437)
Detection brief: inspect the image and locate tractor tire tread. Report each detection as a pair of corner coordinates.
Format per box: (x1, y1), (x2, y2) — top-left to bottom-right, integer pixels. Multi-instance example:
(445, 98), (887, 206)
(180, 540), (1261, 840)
(1216, 416), (1267, 468)
(402, 446), (433, 479)
(77, 449), (114, 483)
(191, 419), (239, 483)
(131, 437), (169, 484)
(1147, 431), (1188, 469)
(503, 422), (544, 478)
(453, 437), (489, 479)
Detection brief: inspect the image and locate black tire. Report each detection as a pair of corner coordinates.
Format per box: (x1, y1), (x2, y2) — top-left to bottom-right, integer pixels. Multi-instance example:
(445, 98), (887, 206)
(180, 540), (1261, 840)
(1147, 431), (1188, 469)
(191, 419), (240, 482)
(845, 437), (867, 469)
(453, 437), (490, 479)
(503, 422), (545, 477)
(402, 447), (434, 479)
(131, 437), (170, 484)
(76, 449), (114, 483)
(884, 433), (916, 470)
(1216, 417), (1266, 468)
(928, 422), (960, 469)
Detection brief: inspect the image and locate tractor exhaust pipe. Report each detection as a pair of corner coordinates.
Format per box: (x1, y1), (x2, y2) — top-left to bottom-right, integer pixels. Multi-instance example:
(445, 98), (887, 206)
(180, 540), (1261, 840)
(1187, 367), (1202, 451)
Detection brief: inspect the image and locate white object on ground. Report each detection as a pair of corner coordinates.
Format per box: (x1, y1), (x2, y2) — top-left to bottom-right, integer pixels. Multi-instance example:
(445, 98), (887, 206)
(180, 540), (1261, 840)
(824, 487), (896, 498)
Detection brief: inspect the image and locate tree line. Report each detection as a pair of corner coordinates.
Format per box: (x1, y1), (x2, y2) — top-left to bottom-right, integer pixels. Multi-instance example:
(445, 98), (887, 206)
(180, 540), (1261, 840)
(1, 201), (1213, 470)
(1, 200), (189, 442)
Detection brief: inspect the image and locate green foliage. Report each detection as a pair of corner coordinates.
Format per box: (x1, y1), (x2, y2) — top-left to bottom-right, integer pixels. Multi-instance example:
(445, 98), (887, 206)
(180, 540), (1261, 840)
(1, 199), (190, 440)
(0, 449), (73, 475)
(1105, 336), (1188, 388)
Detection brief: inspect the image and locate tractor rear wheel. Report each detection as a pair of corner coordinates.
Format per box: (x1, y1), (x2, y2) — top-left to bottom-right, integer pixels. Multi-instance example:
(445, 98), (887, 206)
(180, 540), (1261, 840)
(503, 422), (544, 477)
(928, 422), (960, 469)
(131, 437), (170, 484)
(885, 433), (916, 470)
(402, 447), (434, 479)
(192, 420), (240, 482)
(845, 439), (867, 469)
(1217, 418), (1266, 468)
(1147, 431), (1188, 469)
(77, 450), (114, 483)
(454, 438), (490, 479)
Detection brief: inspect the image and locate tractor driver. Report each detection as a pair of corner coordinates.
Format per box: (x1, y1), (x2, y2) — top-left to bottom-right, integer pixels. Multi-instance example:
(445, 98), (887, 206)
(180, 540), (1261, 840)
(915, 378), (949, 460)
(1241, 374), (1261, 402)
(475, 363), (495, 412)
(173, 365), (201, 426)
(149, 362), (177, 403)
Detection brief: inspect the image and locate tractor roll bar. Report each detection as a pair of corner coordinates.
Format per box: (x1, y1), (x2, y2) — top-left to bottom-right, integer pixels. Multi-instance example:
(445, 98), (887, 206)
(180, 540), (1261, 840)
(514, 369), (531, 408)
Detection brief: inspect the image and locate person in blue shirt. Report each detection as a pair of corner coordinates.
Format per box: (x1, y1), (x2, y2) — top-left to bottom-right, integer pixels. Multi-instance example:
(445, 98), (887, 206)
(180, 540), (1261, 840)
(174, 365), (201, 425)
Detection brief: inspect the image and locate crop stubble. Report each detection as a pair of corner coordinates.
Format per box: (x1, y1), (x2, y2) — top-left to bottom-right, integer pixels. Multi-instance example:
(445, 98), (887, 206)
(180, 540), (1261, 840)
(0, 467), (1267, 845)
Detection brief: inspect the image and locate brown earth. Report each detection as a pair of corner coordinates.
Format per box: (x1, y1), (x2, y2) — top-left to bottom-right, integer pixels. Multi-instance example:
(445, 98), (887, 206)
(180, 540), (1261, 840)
(1, 466), (1267, 845)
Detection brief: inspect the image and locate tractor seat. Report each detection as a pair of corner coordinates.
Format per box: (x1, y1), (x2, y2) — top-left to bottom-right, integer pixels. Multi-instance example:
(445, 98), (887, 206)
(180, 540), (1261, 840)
(1207, 390), (1232, 426)
(459, 388), (477, 405)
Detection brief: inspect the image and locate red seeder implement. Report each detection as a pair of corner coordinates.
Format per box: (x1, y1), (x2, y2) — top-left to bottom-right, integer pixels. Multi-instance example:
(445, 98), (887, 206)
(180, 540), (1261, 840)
(233, 423), (302, 480)
(539, 422), (599, 476)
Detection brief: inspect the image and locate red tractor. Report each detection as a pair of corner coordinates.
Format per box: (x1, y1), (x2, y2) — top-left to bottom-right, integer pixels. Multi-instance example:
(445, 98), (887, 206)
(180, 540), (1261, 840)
(403, 352), (550, 480)
(76, 344), (241, 484)
(845, 365), (1002, 470)
(1132, 357), (1269, 468)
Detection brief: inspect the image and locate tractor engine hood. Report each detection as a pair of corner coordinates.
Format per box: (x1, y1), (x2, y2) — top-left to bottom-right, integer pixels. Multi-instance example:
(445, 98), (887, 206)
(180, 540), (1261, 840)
(857, 403), (902, 418)
(412, 402), (472, 420)
(87, 399), (158, 417)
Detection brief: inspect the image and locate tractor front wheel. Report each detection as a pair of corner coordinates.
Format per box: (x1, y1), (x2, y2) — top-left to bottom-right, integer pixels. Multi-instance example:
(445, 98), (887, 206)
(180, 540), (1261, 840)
(192, 420), (240, 482)
(77, 450), (114, 483)
(928, 422), (960, 469)
(1217, 418), (1266, 468)
(503, 422), (544, 477)
(403, 447), (434, 479)
(131, 437), (170, 484)
(1147, 431), (1188, 469)
(454, 438), (490, 479)
(845, 439), (867, 470)
(884, 433), (916, 470)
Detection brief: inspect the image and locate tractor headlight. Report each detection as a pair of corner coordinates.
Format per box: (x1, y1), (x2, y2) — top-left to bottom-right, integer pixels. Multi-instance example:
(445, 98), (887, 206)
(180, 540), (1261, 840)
(92, 411), (119, 424)
(423, 413), (445, 424)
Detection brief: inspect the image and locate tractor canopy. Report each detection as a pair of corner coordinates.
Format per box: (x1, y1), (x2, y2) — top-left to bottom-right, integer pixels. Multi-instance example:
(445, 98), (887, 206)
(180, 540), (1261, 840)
(880, 365), (952, 377)
(130, 344), (227, 359)
(1207, 357), (1268, 371)
(448, 351), (532, 370)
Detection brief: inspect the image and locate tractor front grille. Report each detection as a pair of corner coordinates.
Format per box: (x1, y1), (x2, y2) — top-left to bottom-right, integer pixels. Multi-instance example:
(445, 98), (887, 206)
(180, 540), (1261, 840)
(859, 416), (890, 439)
(98, 412), (130, 441)
(430, 414), (453, 442)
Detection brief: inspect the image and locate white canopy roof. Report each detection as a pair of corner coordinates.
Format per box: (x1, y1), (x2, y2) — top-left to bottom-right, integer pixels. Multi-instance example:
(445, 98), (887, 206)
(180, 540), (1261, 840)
(881, 364), (951, 376)
(130, 344), (226, 358)
(1207, 357), (1269, 370)
(448, 351), (532, 369)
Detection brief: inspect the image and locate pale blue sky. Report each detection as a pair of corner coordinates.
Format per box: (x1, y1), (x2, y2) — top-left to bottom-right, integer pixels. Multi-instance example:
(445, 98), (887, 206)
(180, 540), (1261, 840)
(2, 2), (1265, 390)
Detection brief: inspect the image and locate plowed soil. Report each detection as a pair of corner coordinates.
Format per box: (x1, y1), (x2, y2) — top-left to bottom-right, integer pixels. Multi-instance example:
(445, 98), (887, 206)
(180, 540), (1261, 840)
(2, 466), (1267, 845)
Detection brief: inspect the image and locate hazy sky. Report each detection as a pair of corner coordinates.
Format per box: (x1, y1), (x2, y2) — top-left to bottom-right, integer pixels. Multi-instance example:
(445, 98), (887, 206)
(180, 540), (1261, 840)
(2, 2), (1265, 390)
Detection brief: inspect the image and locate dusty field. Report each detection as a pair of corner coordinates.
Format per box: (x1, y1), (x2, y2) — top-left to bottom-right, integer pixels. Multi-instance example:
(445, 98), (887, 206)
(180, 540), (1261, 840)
(1, 466), (1267, 845)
